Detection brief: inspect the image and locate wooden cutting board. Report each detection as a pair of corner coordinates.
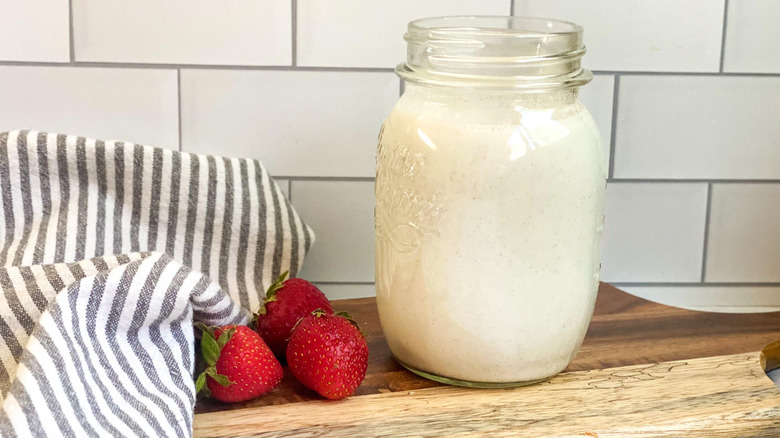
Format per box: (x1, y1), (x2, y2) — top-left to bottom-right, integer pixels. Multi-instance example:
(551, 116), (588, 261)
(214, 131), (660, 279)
(193, 283), (780, 437)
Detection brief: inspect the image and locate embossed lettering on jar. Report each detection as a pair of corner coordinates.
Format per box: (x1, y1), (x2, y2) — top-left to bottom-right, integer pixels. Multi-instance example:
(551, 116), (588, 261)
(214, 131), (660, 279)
(375, 16), (606, 387)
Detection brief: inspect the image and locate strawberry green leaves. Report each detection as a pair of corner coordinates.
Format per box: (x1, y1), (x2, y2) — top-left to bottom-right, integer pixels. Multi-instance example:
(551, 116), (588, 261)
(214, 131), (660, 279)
(206, 373), (232, 387)
(256, 271), (289, 315)
(194, 323), (236, 395)
(334, 310), (362, 333)
(200, 328), (220, 365)
(195, 372), (207, 394)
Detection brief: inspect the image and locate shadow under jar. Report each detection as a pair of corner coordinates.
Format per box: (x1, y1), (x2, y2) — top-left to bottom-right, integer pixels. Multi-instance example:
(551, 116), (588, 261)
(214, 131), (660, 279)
(375, 16), (606, 388)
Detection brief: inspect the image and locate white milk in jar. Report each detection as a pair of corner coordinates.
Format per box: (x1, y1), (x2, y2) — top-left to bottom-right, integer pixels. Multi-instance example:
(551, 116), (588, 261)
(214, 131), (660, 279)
(375, 16), (606, 386)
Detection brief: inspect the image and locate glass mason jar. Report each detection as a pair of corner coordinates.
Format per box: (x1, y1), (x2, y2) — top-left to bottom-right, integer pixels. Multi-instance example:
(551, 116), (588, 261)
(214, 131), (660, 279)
(375, 16), (606, 387)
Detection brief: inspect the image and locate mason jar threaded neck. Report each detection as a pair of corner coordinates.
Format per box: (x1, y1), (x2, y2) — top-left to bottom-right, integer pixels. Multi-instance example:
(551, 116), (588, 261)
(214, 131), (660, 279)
(397, 16), (592, 90)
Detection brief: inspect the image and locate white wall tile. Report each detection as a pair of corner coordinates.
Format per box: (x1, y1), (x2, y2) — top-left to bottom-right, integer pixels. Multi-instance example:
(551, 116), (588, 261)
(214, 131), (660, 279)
(180, 70), (397, 177)
(0, 0), (70, 62)
(297, 0), (509, 68)
(579, 74), (614, 167)
(601, 183), (708, 282)
(705, 184), (780, 282)
(622, 286), (780, 313)
(514, 0), (724, 72)
(614, 75), (780, 179)
(0, 67), (178, 149)
(73, 0), (291, 65)
(316, 284), (376, 301)
(723, 0), (780, 73)
(293, 181), (374, 282)
(0, 0), (776, 313)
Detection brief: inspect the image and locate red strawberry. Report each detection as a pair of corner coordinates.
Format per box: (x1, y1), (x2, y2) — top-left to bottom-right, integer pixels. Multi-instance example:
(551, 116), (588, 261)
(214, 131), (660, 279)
(195, 324), (282, 403)
(254, 271), (334, 359)
(286, 310), (369, 400)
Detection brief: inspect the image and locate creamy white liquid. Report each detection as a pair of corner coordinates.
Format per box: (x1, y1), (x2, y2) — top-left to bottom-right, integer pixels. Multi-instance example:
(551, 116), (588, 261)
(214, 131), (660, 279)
(375, 87), (606, 383)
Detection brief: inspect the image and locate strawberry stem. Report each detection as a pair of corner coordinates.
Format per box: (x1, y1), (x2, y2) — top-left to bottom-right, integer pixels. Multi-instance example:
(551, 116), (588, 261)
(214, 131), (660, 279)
(256, 271), (289, 315)
(333, 310), (365, 337)
(216, 327), (236, 350)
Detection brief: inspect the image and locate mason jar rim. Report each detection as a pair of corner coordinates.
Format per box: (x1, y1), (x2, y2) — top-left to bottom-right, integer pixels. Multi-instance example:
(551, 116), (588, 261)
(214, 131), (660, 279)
(399, 15), (592, 90)
(406, 16), (583, 39)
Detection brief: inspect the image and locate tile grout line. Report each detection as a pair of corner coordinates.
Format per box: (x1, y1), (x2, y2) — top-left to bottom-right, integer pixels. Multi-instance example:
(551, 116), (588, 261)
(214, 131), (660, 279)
(700, 183), (713, 282)
(68, 0), (75, 62)
(607, 75), (620, 179)
(611, 282), (780, 287)
(688, 305), (780, 308)
(272, 176), (780, 183)
(313, 281), (780, 288)
(273, 176), (375, 182)
(1, 59), (779, 78)
(0, 60), (397, 72)
(291, 0), (297, 67)
(177, 69), (182, 152)
(315, 281), (375, 286)
(719, 0), (730, 73)
(609, 178), (780, 184)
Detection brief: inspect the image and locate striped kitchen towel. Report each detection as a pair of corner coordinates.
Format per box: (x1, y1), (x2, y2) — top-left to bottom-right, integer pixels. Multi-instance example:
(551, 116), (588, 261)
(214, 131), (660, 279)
(0, 130), (314, 437)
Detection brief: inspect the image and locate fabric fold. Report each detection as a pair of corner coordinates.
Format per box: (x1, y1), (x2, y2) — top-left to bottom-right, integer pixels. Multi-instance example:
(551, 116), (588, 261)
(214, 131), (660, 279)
(0, 131), (314, 437)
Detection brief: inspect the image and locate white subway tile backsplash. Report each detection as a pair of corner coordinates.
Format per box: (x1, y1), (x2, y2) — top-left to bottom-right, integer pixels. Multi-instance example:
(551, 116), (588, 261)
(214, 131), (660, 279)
(601, 183), (708, 282)
(316, 284), (376, 301)
(614, 75), (780, 179)
(293, 181), (375, 282)
(621, 286), (780, 313)
(0, 0), (69, 62)
(723, 0), (780, 73)
(579, 74), (615, 166)
(0, 67), (178, 148)
(0, 0), (776, 308)
(73, 0), (291, 65)
(705, 184), (780, 282)
(297, 0), (509, 68)
(513, 0), (724, 72)
(180, 70), (397, 177)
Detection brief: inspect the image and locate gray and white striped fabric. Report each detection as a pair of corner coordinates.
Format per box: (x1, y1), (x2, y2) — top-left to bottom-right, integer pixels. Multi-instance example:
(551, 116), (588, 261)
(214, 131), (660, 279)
(0, 130), (314, 437)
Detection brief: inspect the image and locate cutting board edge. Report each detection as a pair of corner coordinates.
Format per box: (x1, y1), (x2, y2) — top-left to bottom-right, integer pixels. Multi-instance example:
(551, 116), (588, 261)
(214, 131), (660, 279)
(193, 350), (780, 437)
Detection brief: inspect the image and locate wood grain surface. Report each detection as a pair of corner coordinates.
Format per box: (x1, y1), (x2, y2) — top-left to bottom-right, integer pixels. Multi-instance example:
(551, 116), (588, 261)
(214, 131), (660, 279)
(194, 351), (779, 437)
(193, 283), (780, 436)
